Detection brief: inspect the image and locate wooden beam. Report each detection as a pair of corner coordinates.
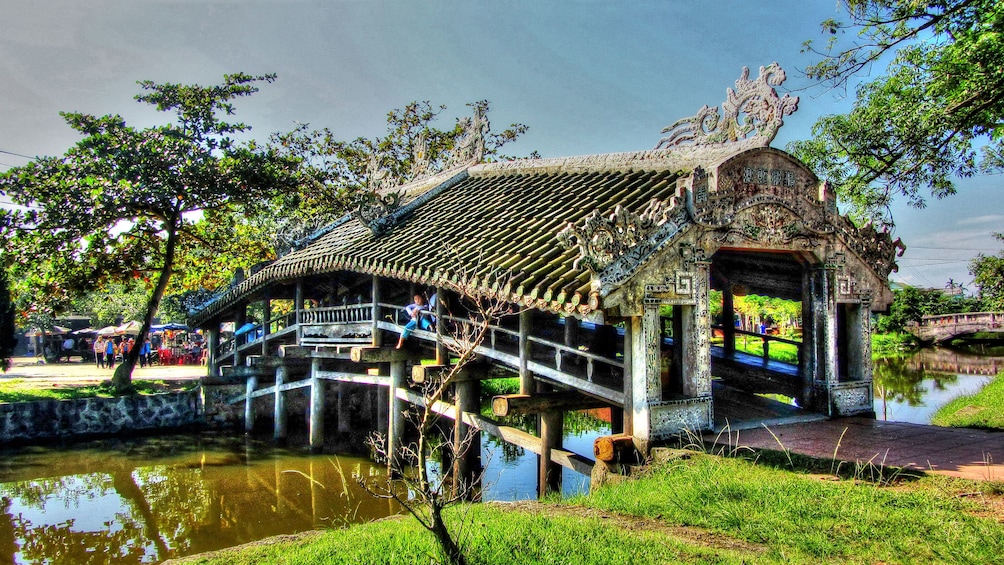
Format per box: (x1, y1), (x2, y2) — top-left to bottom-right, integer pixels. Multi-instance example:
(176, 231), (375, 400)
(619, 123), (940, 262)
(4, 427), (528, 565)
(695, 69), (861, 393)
(350, 346), (421, 363)
(395, 388), (594, 476)
(411, 364), (498, 384)
(593, 434), (636, 463)
(491, 391), (609, 418)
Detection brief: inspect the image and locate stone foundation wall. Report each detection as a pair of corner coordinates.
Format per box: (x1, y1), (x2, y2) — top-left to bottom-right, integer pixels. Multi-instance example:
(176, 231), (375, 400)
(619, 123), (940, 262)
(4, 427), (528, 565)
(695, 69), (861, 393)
(0, 391), (201, 443)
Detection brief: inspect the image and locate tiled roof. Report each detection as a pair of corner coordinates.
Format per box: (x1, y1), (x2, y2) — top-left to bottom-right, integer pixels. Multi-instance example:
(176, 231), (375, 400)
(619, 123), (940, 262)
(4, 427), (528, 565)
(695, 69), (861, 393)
(191, 152), (688, 325)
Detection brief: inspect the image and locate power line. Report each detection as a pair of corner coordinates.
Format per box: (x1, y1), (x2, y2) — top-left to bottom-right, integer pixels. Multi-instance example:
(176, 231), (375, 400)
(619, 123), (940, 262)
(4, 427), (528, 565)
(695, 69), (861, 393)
(0, 149), (34, 160)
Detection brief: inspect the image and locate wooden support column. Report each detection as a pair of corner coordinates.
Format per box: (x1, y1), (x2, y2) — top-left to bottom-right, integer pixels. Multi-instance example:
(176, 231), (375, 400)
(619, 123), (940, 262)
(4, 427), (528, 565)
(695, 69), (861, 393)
(519, 309), (533, 394)
(309, 358), (325, 453)
(799, 268), (816, 407)
(435, 287), (447, 365)
(337, 383), (352, 433)
(234, 304), (247, 367)
(538, 410), (563, 498)
(244, 375), (257, 434)
(261, 291), (271, 357)
(371, 275), (382, 347)
(722, 284), (736, 357)
(295, 278), (304, 343)
(206, 327), (220, 377)
(376, 380), (389, 436)
(387, 360), (406, 468)
(453, 378), (481, 498)
(274, 366), (287, 441)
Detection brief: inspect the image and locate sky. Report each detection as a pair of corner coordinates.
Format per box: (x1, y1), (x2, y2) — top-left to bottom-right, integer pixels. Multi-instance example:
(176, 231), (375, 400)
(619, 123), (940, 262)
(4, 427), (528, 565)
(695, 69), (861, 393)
(1, 0), (1001, 291)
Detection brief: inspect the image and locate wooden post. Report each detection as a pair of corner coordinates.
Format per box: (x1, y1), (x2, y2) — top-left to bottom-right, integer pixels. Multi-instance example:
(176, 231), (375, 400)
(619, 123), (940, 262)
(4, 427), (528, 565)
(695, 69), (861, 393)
(337, 383), (352, 433)
(206, 327), (220, 377)
(234, 304), (246, 368)
(435, 287), (447, 365)
(262, 291), (271, 357)
(274, 366), (287, 441)
(388, 360), (405, 468)
(295, 278), (304, 343)
(538, 410), (563, 498)
(377, 380), (389, 436)
(519, 309), (533, 394)
(453, 378), (481, 498)
(799, 268), (816, 408)
(244, 375), (257, 434)
(722, 284), (736, 357)
(371, 275), (382, 347)
(309, 358), (325, 453)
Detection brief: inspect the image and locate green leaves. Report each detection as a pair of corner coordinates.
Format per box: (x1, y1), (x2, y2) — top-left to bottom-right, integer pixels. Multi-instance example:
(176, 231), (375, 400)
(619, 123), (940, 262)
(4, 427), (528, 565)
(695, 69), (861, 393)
(792, 0), (1004, 225)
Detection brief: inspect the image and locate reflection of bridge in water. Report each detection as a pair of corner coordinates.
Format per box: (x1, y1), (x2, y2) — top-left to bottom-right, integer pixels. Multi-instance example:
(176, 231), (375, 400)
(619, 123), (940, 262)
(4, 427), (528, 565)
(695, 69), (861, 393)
(906, 312), (1004, 344)
(904, 346), (1004, 377)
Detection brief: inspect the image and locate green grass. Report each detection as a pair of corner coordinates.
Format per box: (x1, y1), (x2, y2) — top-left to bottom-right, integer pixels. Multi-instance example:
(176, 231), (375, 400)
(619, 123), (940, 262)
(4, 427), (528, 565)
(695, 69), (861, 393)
(871, 332), (920, 355)
(720, 336), (800, 364)
(169, 453), (1004, 565)
(0, 379), (197, 403)
(932, 374), (1004, 429)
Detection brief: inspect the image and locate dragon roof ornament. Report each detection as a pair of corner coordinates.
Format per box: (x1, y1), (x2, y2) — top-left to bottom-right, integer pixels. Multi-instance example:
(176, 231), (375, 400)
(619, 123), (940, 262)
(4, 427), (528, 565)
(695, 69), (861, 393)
(656, 62), (798, 151)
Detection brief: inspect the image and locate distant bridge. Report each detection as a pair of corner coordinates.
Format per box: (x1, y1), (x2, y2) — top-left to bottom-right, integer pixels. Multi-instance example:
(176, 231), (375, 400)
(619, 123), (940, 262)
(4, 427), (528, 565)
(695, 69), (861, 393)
(906, 312), (1004, 344)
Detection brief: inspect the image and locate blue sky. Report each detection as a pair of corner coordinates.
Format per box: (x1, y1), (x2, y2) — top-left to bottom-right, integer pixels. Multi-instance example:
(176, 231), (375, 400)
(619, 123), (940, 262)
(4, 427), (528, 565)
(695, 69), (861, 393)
(2, 0), (1001, 290)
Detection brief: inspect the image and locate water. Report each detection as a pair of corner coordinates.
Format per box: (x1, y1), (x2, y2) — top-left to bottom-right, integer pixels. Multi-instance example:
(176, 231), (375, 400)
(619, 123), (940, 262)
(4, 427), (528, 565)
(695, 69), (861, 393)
(873, 345), (1003, 424)
(0, 413), (608, 564)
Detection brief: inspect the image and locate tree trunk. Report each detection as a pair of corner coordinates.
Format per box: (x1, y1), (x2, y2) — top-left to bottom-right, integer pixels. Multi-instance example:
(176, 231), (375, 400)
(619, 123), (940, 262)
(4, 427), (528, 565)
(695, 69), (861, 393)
(112, 225), (179, 394)
(430, 503), (467, 565)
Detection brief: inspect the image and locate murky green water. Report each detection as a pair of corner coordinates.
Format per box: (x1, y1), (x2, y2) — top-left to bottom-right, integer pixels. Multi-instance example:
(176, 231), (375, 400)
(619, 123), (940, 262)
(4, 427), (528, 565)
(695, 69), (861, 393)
(0, 435), (402, 564)
(0, 413), (608, 564)
(874, 344), (1004, 424)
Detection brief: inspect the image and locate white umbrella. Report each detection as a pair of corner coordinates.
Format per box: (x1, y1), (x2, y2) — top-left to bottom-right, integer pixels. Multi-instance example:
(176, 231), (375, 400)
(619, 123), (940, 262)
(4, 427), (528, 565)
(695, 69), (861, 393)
(96, 326), (119, 336)
(116, 320), (143, 335)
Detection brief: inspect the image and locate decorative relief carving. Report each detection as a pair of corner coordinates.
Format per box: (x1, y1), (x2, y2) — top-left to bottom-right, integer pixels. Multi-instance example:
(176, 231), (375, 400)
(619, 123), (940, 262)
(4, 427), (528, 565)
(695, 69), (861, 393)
(656, 63), (799, 151)
(715, 205), (818, 248)
(557, 205), (658, 272)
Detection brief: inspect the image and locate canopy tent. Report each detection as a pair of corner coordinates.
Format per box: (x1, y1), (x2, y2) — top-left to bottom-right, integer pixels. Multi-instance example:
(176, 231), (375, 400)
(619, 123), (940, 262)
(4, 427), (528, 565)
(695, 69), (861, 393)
(151, 322), (190, 332)
(234, 322), (258, 337)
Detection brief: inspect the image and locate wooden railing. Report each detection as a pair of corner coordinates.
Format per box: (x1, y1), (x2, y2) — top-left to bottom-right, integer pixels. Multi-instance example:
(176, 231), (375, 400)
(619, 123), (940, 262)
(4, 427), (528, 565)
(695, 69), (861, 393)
(299, 304), (373, 325)
(713, 325), (801, 364)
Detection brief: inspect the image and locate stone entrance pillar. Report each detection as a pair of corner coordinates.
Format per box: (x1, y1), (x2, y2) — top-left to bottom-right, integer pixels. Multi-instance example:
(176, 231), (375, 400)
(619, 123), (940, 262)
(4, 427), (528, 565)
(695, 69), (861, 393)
(627, 260), (713, 448)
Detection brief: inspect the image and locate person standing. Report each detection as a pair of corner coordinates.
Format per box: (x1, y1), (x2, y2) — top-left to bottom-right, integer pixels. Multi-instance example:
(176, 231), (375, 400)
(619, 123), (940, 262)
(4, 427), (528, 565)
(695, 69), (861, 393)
(139, 338), (152, 367)
(105, 338), (116, 369)
(94, 337), (106, 369)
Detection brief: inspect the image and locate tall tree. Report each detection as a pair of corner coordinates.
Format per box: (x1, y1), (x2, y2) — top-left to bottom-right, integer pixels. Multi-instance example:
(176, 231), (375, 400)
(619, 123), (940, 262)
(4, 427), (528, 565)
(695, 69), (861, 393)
(168, 99), (534, 296)
(0, 73), (303, 391)
(789, 0), (1004, 225)
(970, 232), (1004, 310)
(0, 262), (17, 372)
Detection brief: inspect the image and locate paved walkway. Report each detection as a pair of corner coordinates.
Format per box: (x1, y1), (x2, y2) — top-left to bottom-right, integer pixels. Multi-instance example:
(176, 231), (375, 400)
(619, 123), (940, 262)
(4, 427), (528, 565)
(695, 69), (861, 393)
(712, 417), (1004, 482)
(2, 356), (205, 383)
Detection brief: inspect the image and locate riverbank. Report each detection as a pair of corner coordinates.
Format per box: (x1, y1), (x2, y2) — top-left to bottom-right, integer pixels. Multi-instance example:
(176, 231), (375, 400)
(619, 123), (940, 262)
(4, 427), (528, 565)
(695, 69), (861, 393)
(166, 451), (1004, 565)
(934, 374), (1004, 429)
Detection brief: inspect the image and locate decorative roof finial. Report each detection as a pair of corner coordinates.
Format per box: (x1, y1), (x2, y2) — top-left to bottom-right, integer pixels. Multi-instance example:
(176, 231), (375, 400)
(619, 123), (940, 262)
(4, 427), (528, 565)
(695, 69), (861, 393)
(656, 62), (798, 150)
(449, 104), (490, 167)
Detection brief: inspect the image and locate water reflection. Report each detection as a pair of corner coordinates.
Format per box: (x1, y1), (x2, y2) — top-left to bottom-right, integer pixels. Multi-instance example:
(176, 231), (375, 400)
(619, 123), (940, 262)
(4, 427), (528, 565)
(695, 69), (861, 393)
(0, 435), (401, 564)
(0, 409), (611, 564)
(874, 346), (1001, 424)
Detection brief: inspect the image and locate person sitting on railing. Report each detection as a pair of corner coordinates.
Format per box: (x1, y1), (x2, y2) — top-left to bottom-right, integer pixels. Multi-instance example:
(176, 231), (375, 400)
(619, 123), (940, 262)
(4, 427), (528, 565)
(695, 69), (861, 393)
(396, 293), (432, 349)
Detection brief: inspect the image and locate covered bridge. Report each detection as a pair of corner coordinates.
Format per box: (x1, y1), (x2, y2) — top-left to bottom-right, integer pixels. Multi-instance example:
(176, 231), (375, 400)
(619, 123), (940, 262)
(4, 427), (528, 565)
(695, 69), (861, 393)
(189, 64), (900, 481)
